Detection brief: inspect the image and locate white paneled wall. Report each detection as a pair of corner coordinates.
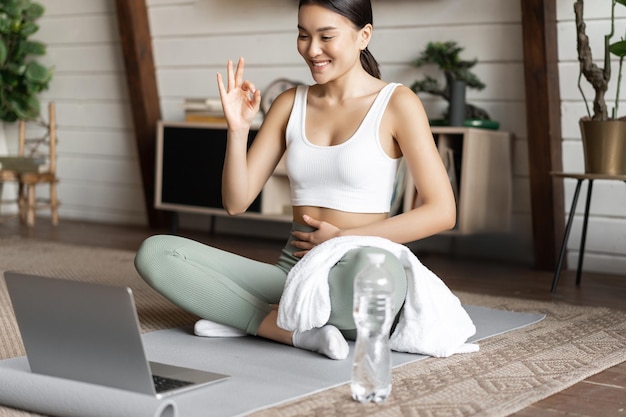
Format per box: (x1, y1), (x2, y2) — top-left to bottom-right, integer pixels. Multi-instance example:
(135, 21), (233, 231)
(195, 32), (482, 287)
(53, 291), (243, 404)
(10, 0), (148, 225)
(557, 0), (626, 275)
(24, 0), (537, 263)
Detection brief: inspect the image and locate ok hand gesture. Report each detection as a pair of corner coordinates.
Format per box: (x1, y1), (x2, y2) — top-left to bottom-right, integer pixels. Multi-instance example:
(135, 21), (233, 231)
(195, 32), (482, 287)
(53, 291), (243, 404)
(217, 58), (261, 131)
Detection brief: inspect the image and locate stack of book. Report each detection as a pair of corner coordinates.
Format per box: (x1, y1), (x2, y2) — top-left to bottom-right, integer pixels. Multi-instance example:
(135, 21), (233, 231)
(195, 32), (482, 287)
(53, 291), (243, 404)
(184, 98), (226, 123)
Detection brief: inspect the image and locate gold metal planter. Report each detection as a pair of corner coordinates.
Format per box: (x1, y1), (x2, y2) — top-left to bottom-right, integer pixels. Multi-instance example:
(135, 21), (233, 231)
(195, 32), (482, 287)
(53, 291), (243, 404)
(579, 119), (626, 175)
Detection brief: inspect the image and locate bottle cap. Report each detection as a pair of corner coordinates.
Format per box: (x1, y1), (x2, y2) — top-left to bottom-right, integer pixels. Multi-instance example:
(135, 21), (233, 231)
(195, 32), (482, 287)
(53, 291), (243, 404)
(366, 253), (386, 265)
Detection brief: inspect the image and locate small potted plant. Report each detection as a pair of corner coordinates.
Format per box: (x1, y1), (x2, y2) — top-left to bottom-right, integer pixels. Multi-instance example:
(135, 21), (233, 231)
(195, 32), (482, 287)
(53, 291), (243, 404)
(575, 0), (626, 175)
(410, 41), (497, 129)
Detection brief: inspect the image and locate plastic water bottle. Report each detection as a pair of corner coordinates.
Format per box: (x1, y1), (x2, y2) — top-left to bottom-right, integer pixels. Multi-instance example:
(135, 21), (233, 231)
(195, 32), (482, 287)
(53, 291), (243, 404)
(351, 252), (394, 403)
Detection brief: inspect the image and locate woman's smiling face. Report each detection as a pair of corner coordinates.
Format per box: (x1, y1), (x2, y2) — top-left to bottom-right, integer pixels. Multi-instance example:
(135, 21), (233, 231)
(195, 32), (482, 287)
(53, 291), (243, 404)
(297, 4), (370, 84)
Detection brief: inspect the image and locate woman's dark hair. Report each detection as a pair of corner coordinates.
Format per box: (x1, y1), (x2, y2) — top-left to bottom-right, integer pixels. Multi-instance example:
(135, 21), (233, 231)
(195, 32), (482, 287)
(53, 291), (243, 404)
(299, 0), (381, 79)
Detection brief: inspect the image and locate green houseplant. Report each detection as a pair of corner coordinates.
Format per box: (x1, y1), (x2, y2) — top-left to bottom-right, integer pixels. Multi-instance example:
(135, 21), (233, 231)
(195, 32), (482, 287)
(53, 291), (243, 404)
(575, 0), (626, 174)
(0, 0), (52, 122)
(410, 41), (494, 126)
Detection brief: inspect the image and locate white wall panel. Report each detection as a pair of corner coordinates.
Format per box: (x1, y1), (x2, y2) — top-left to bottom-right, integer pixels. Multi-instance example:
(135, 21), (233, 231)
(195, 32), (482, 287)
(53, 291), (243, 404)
(559, 61), (625, 102)
(567, 216), (626, 257)
(30, 1), (146, 226)
(42, 45), (125, 72)
(45, 74), (128, 101)
(148, 1), (297, 36)
(41, 1), (114, 15)
(561, 102), (588, 138)
(59, 129), (137, 158)
(556, 19), (625, 62)
(49, 102), (133, 130)
(154, 34), (301, 67)
(561, 140), (586, 173)
(57, 156), (142, 187)
(372, 0), (521, 27)
(562, 178), (626, 218)
(37, 15), (119, 44)
(149, 0), (193, 6)
(567, 252), (626, 276)
(367, 24), (523, 63)
(557, 0), (626, 22)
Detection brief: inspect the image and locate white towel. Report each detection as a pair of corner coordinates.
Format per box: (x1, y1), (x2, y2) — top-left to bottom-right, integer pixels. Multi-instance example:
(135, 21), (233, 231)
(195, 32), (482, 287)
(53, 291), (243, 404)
(277, 236), (478, 357)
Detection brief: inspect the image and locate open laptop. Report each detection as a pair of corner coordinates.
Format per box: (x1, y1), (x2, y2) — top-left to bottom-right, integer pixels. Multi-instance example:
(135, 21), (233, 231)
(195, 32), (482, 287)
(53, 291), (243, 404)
(4, 271), (229, 398)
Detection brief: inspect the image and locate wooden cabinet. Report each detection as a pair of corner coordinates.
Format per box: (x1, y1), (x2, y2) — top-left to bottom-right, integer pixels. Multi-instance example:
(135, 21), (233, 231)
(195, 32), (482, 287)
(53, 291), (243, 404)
(403, 127), (513, 234)
(155, 121), (291, 222)
(259, 154), (292, 220)
(156, 122), (512, 235)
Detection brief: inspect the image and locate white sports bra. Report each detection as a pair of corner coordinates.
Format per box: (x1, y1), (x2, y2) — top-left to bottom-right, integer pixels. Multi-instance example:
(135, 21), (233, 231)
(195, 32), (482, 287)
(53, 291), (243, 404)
(285, 83), (402, 213)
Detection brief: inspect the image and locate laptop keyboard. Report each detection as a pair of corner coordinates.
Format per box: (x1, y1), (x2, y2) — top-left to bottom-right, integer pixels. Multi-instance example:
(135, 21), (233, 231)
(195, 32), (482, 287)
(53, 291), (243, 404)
(152, 374), (194, 393)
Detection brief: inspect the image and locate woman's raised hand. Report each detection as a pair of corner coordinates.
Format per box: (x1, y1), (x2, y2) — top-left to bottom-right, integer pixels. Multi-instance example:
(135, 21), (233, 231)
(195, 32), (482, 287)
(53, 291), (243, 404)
(217, 58), (261, 131)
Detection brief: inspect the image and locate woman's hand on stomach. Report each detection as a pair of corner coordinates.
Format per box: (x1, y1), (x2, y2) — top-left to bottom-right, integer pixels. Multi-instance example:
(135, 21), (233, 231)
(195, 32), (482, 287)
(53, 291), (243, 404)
(290, 206), (388, 257)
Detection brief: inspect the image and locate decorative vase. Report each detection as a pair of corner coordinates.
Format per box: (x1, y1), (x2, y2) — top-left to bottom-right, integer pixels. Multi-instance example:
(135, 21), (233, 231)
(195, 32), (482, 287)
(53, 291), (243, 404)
(448, 80), (466, 127)
(579, 119), (626, 175)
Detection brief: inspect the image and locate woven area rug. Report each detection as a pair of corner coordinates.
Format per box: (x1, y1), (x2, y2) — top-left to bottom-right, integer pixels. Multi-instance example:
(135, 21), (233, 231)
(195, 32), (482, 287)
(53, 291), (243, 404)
(1, 236), (626, 417)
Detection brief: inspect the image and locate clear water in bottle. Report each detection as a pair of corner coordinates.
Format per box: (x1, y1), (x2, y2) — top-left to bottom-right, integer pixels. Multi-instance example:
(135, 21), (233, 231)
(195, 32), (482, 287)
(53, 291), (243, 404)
(351, 252), (394, 403)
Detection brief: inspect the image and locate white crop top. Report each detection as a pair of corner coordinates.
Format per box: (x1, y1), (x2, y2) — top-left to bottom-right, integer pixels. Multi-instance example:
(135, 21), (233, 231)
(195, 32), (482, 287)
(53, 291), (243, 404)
(285, 83), (402, 213)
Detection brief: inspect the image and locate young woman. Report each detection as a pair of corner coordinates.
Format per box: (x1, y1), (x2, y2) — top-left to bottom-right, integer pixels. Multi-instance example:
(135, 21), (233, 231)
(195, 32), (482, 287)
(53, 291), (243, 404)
(135, 0), (457, 360)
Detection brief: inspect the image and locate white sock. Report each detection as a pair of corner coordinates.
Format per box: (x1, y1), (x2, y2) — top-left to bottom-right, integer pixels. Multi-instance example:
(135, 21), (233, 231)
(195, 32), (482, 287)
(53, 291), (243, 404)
(194, 319), (247, 338)
(292, 325), (349, 360)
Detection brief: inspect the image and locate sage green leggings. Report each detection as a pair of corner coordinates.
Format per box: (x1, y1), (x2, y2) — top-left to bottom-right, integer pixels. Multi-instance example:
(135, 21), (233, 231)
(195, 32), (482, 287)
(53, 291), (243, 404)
(134, 224), (407, 339)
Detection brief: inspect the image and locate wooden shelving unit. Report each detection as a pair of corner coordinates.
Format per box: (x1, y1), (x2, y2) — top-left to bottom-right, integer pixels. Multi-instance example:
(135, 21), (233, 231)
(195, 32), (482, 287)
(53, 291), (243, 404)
(155, 122), (513, 234)
(155, 121), (292, 223)
(403, 127), (513, 234)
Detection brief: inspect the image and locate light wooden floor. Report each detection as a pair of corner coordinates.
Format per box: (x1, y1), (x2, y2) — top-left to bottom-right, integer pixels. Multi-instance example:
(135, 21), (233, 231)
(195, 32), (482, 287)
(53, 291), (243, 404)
(1, 217), (625, 416)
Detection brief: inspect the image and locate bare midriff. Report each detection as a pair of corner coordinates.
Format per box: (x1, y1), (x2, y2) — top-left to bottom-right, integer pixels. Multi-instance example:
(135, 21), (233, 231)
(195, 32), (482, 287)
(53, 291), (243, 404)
(292, 206), (388, 230)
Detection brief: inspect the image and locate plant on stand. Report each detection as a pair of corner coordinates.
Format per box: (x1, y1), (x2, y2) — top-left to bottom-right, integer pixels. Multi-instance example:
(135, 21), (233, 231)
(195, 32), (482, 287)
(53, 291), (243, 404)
(575, 0), (626, 174)
(0, 0), (52, 208)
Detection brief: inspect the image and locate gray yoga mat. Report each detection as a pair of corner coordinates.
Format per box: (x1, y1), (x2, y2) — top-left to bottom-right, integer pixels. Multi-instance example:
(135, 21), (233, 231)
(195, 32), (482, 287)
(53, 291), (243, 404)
(0, 305), (544, 417)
